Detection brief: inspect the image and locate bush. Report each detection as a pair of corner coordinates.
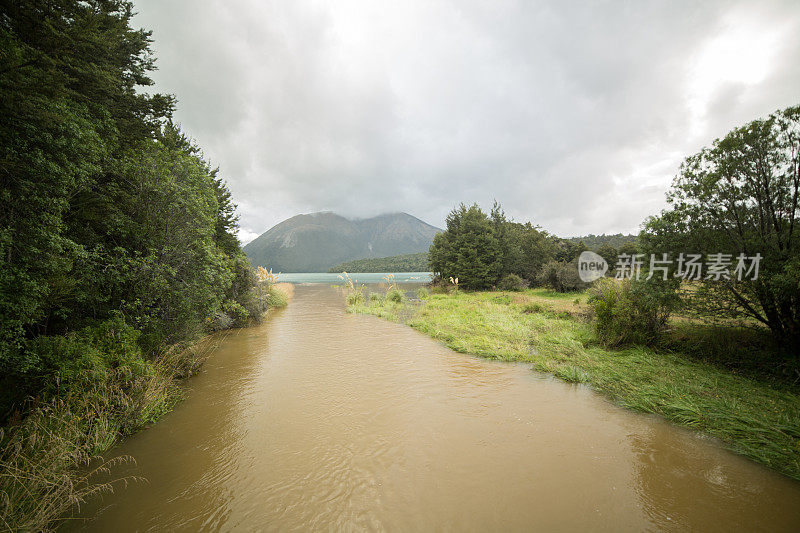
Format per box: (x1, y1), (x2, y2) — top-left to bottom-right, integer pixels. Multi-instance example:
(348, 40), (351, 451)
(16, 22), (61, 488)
(346, 291), (365, 306)
(589, 277), (679, 346)
(208, 310), (233, 331)
(497, 273), (526, 291)
(369, 292), (382, 303)
(538, 260), (589, 292)
(521, 302), (544, 314)
(222, 300), (250, 328)
(386, 289), (404, 303)
(417, 287), (429, 299)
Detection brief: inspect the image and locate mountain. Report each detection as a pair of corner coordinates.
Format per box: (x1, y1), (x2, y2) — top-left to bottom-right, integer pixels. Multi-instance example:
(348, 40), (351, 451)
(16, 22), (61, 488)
(243, 212), (441, 272)
(327, 252), (429, 273)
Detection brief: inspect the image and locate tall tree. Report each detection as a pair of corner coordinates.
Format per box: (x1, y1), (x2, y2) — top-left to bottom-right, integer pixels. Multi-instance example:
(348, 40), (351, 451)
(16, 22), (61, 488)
(429, 204), (500, 289)
(643, 104), (800, 347)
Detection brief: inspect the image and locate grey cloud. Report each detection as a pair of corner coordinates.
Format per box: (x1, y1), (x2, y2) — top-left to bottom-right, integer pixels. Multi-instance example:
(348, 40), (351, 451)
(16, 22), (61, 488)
(134, 0), (800, 242)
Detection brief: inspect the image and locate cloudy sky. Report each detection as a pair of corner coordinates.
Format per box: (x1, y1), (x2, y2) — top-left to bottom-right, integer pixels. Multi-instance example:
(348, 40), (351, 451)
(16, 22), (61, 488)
(134, 0), (800, 243)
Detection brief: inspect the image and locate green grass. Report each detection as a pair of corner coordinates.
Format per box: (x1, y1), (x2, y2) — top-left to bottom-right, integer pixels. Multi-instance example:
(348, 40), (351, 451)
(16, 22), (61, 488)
(349, 289), (800, 480)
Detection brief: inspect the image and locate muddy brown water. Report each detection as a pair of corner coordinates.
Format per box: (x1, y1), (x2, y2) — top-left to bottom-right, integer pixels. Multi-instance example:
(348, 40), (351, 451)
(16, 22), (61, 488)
(70, 284), (800, 531)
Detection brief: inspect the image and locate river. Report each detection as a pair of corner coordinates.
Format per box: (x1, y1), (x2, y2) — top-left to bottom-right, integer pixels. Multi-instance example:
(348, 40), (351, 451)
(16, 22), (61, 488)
(71, 283), (800, 531)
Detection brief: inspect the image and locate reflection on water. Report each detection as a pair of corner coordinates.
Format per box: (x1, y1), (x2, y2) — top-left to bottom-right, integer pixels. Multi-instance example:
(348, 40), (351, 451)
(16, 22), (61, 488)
(71, 285), (800, 531)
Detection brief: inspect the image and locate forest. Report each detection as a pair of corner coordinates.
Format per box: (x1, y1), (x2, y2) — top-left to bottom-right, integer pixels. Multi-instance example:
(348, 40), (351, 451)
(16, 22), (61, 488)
(0, 2), (283, 528)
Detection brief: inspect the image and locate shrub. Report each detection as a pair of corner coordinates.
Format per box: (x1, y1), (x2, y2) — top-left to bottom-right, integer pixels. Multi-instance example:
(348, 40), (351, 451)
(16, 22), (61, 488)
(429, 280), (452, 294)
(417, 287), (429, 300)
(208, 310), (233, 331)
(238, 286), (267, 321)
(538, 260), (589, 292)
(369, 292), (382, 303)
(537, 261), (561, 289)
(589, 277), (679, 346)
(346, 291), (365, 306)
(521, 302), (544, 314)
(19, 317), (147, 400)
(222, 300), (250, 328)
(386, 289), (404, 303)
(497, 273), (526, 291)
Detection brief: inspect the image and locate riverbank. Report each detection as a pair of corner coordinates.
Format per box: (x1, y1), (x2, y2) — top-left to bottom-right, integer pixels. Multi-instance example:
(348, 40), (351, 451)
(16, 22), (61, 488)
(349, 288), (800, 480)
(0, 284), (292, 532)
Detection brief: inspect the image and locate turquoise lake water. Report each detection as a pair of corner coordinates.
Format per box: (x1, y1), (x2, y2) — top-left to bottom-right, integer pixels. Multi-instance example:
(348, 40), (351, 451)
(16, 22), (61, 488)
(275, 272), (433, 284)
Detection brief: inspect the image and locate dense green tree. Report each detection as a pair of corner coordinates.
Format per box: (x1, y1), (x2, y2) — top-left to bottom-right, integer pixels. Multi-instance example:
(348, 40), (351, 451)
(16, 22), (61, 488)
(429, 203), (560, 289)
(513, 222), (558, 280)
(0, 0), (253, 412)
(618, 241), (640, 258)
(642, 104), (800, 347)
(555, 239), (587, 262)
(564, 233), (637, 250)
(429, 204), (500, 289)
(597, 242), (618, 271)
(490, 201), (522, 277)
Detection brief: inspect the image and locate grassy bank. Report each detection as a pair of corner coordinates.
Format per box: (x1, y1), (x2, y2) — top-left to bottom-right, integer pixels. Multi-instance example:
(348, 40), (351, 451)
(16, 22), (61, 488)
(349, 288), (800, 480)
(0, 283), (292, 532)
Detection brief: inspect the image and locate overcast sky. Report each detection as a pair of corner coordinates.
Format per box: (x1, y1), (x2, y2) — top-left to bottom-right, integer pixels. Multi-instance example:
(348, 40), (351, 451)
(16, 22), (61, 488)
(134, 0), (800, 243)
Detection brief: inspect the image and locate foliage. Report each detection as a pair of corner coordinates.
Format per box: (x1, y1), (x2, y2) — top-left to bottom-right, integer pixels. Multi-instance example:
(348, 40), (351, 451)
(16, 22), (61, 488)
(429, 204), (500, 289)
(354, 289), (800, 480)
(386, 289), (405, 303)
(0, 0), (258, 417)
(497, 273), (526, 291)
(596, 243), (618, 272)
(642, 104), (800, 348)
(327, 252), (430, 273)
(346, 291), (365, 306)
(537, 260), (590, 292)
(0, 335), (216, 531)
(589, 278), (680, 346)
(429, 202), (557, 289)
(564, 233), (638, 251)
(521, 302), (544, 314)
(417, 287), (429, 300)
(0, 3), (278, 528)
(555, 240), (587, 263)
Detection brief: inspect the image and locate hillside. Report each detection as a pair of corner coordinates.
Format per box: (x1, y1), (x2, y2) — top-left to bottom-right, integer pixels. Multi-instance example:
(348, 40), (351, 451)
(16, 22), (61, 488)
(327, 252), (430, 273)
(244, 212), (441, 272)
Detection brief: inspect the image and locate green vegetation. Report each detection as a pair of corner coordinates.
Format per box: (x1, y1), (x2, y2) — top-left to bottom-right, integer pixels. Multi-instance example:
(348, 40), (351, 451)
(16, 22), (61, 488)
(643, 104), (800, 349)
(430, 104), (800, 351)
(386, 288), (405, 303)
(497, 273), (527, 291)
(429, 202), (561, 289)
(348, 104), (800, 482)
(348, 289), (800, 479)
(0, 3), (291, 529)
(327, 252), (430, 273)
(428, 202), (626, 291)
(0, 332), (211, 531)
(565, 233), (638, 251)
(590, 277), (680, 346)
(537, 260), (589, 292)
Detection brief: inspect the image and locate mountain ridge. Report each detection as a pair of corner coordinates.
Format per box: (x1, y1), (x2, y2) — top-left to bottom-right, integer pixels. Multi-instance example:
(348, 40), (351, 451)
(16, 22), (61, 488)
(243, 212), (441, 272)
